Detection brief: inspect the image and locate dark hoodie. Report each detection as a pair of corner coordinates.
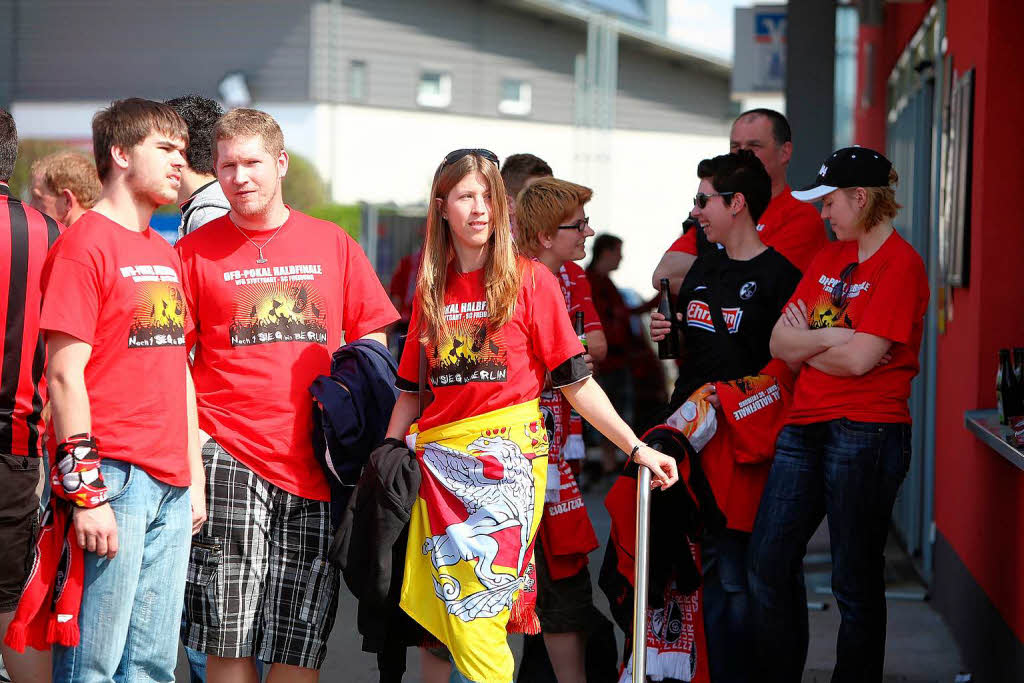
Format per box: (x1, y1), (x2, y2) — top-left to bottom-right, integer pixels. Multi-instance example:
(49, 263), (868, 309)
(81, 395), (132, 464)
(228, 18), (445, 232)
(329, 438), (421, 654)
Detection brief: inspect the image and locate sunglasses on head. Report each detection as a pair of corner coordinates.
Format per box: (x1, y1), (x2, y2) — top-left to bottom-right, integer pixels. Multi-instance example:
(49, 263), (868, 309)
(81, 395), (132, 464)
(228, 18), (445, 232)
(558, 217), (591, 233)
(443, 148), (499, 167)
(693, 191), (735, 209)
(830, 261), (858, 309)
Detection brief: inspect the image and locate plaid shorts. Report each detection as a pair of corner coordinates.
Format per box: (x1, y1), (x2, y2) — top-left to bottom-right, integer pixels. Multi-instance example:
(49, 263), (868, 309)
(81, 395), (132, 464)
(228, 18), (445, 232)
(181, 440), (339, 669)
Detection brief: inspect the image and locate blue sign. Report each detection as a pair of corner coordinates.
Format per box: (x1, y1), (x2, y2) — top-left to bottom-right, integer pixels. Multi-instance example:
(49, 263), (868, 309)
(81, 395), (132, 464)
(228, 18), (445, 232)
(150, 213), (180, 245)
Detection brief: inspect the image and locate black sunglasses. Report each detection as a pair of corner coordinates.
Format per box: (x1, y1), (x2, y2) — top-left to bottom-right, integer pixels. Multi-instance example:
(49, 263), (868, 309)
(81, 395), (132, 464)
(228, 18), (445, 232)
(830, 261), (858, 309)
(693, 192), (735, 209)
(558, 217), (591, 233)
(443, 148), (499, 167)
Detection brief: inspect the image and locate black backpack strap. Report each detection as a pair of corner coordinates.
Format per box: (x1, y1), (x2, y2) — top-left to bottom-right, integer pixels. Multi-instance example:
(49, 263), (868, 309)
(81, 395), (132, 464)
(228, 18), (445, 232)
(705, 260), (743, 361)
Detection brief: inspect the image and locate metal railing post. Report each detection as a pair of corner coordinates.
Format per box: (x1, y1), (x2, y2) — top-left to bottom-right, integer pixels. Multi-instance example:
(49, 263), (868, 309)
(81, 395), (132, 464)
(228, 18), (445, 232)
(632, 466), (652, 682)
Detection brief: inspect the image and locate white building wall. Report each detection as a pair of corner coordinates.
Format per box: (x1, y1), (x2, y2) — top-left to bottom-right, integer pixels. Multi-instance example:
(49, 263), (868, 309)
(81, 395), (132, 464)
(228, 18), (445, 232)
(326, 104), (727, 295)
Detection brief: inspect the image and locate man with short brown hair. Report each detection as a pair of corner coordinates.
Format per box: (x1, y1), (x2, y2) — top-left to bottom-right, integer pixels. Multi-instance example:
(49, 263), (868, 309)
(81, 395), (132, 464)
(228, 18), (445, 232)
(41, 98), (203, 682)
(30, 151), (100, 226)
(178, 108), (398, 682)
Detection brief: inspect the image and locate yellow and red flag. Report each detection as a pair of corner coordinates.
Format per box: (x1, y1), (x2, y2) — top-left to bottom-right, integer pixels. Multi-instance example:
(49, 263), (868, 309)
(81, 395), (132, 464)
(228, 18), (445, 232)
(400, 400), (548, 683)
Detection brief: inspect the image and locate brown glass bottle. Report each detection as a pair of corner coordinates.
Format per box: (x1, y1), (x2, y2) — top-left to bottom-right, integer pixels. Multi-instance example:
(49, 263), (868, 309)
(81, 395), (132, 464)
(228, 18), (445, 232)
(657, 278), (680, 360)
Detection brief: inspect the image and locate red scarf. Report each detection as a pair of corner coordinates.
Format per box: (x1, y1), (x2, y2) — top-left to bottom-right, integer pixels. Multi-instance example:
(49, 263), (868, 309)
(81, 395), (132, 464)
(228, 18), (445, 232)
(3, 500), (83, 652)
(538, 388), (598, 580)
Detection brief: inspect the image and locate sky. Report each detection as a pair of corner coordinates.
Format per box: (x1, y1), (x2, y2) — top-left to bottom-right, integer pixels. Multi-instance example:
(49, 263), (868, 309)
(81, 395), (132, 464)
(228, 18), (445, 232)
(666, 0), (784, 61)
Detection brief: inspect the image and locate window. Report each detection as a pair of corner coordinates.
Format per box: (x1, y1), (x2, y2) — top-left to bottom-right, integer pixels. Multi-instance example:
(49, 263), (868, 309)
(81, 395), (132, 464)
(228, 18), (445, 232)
(417, 71), (452, 108)
(498, 79), (532, 116)
(349, 60), (367, 102)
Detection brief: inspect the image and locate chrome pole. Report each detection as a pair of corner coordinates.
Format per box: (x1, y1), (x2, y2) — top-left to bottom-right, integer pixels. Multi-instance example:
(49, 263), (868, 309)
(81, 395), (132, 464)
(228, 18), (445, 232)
(632, 465), (652, 682)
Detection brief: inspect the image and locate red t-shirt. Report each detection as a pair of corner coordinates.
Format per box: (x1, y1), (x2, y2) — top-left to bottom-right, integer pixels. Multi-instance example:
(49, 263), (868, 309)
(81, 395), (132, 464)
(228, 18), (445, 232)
(397, 259), (584, 433)
(389, 249), (421, 323)
(176, 210), (399, 501)
(667, 185), (827, 272)
(786, 231), (929, 424)
(40, 211), (189, 486)
(557, 261), (602, 335)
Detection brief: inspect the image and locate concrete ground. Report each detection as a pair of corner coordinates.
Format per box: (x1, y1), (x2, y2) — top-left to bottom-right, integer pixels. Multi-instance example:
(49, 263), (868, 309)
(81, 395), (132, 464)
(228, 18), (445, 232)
(175, 473), (965, 682)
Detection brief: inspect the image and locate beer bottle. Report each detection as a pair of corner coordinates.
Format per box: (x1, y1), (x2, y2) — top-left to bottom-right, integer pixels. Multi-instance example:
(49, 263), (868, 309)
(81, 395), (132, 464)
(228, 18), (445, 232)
(657, 278), (680, 360)
(997, 349), (1016, 424)
(574, 311), (587, 349)
(1013, 347), (1024, 382)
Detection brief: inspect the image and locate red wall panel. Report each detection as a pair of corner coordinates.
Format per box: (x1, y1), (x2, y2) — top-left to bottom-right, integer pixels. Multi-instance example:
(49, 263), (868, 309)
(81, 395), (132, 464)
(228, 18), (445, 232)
(932, 0), (1024, 640)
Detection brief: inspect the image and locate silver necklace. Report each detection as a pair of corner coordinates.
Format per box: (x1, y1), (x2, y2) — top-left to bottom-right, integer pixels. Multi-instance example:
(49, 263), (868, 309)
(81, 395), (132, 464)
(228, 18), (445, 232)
(233, 221), (286, 264)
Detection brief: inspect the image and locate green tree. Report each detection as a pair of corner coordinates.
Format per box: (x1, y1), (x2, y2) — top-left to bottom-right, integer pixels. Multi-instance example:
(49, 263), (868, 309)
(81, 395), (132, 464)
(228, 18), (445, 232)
(283, 150), (327, 211)
(308, 203), (361, 242)
(8, 139), (74, 199)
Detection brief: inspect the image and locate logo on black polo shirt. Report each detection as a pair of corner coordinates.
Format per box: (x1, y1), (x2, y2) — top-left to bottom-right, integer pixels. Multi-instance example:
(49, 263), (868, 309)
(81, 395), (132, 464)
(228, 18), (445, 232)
(686, 300), (743, 334)
(739, 281), (757, 300)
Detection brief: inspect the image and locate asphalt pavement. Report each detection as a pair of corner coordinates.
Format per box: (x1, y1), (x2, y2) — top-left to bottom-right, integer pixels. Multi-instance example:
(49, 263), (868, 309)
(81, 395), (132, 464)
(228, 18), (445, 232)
(175, 470), (964, 682)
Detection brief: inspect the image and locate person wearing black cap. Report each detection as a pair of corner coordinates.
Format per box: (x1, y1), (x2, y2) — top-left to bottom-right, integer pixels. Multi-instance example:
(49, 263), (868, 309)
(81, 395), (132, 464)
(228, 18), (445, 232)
(747, 147), (930, 681)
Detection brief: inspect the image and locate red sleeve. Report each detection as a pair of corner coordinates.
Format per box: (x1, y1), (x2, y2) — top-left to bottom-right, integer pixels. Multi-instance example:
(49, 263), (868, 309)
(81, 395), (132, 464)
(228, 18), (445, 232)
(667, 231), (697, 255)
(175, 244), (198, 350)
(769, 209), (827, 272)
(396, 303), (422, 390)
(528, 264), (585, 370)
(39, 249), (101, 345)
(340, 232), (400, 340)
(854, 252), (928, 345)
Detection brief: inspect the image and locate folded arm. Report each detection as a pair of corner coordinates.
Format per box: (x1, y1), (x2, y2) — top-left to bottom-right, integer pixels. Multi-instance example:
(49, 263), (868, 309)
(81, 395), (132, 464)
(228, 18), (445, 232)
(769, 299), (855, 365)
(804, 332), (892, 377)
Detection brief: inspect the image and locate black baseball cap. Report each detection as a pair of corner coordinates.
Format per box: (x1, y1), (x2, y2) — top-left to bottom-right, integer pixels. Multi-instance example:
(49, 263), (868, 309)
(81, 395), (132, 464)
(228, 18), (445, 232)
(792, 146), (893, 202)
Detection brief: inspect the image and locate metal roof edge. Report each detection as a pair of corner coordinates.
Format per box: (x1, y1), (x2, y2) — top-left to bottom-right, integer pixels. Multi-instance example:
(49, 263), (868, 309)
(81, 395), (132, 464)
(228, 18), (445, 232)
(495, 0), (732, 77)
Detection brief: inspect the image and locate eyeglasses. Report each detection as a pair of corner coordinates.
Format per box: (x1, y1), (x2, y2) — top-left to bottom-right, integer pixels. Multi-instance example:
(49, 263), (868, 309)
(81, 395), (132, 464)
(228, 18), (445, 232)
(443, 148), (499, 167)
(693, 192), (735, 209)
(830, 261), (858, 309)
(558, 217), (591, 233)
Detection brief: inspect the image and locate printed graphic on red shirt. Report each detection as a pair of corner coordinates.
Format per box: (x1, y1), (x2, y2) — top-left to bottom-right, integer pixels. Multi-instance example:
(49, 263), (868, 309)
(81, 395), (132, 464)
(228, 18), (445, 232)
(804, 272), (869, 331)
(224, 274), (328, 347)
(431, 300), (508, 387)
(128, 281), (186, 348)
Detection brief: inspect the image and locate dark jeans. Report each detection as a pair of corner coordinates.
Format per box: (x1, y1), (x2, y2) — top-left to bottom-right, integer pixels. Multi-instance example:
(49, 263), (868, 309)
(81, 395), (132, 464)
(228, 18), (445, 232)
(701, 529), (753, 683)
(747, 419), (911, 683)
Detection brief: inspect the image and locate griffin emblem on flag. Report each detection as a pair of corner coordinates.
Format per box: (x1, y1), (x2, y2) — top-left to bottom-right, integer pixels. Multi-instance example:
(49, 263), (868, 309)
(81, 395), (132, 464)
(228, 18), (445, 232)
(400, 401), (549, 683)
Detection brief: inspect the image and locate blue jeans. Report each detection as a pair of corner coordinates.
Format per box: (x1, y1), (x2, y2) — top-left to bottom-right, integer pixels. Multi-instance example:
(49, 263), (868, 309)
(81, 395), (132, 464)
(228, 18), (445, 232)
(701, 529), (753, 683)
(182, 637), (264, 682)
(747, 419), (911, 683)
(53, 460), (191, 683)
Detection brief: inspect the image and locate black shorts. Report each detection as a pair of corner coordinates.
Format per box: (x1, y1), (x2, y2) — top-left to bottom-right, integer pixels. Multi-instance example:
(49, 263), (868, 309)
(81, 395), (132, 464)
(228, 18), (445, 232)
(534, 535), (600, 634)
(0, 454), (41, 613)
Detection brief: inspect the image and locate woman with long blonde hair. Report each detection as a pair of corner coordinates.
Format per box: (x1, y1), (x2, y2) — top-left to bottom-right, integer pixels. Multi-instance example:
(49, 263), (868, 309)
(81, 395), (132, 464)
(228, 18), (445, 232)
(385, 149), (678, 683)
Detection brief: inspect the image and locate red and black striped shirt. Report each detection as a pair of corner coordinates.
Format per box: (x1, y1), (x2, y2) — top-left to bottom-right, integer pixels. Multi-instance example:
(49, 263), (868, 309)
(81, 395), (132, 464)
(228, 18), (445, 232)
(0, 183), (62, 457)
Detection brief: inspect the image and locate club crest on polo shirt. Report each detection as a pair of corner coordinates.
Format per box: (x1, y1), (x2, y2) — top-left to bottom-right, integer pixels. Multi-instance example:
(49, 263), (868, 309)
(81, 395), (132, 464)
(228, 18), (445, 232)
(685, 300), (742, 334)
(739, 281), (758, 300)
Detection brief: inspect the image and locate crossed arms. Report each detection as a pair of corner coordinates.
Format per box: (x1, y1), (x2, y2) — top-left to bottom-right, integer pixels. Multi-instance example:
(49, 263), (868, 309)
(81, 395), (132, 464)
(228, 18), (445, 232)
(770, 299), (892, 377)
